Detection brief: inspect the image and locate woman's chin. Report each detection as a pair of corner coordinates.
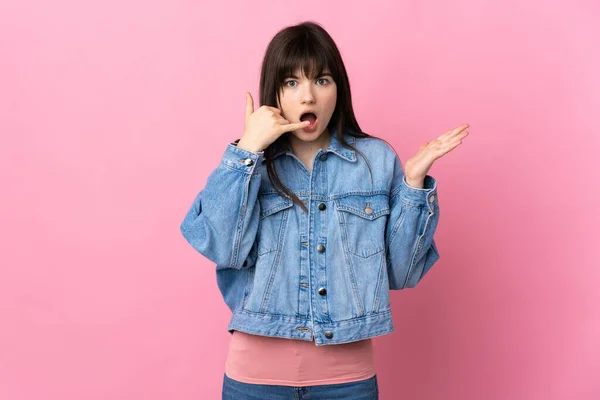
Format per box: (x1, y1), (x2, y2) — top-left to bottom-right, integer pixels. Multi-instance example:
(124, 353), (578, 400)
(291, 126), (329, 142)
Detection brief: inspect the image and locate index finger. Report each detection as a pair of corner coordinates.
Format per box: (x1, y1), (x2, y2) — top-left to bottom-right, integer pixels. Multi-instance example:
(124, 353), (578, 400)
(452, 123), (469, 133)
(441, 123), (470, 139)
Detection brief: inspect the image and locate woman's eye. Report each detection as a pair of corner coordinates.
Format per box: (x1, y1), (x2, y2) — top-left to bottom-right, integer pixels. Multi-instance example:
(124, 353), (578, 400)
(284, 78), (329, 87)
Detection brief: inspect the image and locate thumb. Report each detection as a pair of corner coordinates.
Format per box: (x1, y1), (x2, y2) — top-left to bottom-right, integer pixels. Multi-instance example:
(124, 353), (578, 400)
(245, 92), (254, 122)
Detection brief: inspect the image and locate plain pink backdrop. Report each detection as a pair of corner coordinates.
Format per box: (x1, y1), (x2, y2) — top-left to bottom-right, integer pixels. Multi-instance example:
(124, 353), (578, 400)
(1, 0), (598, 399)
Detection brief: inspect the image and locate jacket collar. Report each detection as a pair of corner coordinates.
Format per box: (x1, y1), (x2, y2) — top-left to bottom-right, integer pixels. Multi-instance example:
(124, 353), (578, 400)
(271, 127), (357, 162)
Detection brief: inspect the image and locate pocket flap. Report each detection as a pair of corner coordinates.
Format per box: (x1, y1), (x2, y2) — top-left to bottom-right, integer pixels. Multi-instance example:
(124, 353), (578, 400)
(334, 193), (390, 220)
(259, 193), (294, 218)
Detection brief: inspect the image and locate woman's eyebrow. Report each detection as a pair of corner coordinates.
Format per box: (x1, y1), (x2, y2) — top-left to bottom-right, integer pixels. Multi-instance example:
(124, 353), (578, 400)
(284, 72), (332, 79)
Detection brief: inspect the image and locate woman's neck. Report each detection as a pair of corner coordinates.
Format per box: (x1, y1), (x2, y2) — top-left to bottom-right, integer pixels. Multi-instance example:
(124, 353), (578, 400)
(288, 128), (332, 172)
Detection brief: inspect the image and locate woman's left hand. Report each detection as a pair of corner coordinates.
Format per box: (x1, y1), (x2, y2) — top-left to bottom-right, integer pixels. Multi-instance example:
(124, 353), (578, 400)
(403, 123), (470, 187)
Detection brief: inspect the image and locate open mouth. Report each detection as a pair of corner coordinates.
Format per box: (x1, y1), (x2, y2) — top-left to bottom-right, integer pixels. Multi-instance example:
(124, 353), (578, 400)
(300, 112), (318, 132)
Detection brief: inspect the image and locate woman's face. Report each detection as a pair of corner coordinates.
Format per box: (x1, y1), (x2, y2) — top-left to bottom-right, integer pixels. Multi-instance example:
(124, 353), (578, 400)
(277, 67), (337, 143)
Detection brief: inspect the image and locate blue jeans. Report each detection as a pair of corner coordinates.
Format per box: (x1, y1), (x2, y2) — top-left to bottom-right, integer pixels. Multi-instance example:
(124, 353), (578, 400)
(222, 373), (379, 399)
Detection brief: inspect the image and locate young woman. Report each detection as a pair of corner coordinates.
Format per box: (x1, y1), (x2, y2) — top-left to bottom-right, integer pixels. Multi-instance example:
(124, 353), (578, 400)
(180, 21), (470, 399)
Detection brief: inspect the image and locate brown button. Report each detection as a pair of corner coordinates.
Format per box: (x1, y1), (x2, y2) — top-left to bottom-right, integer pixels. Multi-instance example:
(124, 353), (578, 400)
(318, 287), (327, 296)
(317, 245), (326, 253)
(318, 203), (326, 210)
(324, 331), (333, 339)
(319, 153), (328, 161)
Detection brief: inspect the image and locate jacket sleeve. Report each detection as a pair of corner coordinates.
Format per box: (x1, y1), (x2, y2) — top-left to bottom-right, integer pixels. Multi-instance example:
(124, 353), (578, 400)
(385, 154), (440, 289)
(180, 142), (263, 270)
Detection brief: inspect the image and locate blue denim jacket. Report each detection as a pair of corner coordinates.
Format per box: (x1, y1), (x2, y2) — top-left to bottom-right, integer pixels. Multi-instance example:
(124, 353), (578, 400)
(180, 129), (440, 346)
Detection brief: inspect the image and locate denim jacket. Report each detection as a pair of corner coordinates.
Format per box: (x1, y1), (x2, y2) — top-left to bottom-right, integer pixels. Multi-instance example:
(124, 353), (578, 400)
(180, 128), (440, 346)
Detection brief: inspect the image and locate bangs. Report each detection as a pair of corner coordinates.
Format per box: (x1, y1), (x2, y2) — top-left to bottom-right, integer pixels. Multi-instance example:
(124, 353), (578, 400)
(275, 39), (334, 88)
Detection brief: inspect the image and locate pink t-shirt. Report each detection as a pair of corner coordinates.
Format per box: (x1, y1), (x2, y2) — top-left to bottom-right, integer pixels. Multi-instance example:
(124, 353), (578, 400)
(224, 330), (376, 386)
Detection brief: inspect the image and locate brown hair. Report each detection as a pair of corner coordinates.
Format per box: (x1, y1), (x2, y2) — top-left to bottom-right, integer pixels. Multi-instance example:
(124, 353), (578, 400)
(238, 21), (389, 212)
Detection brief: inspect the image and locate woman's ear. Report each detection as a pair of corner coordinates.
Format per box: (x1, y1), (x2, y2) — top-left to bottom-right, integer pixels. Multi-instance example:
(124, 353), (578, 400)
(276, 97), (285, 116)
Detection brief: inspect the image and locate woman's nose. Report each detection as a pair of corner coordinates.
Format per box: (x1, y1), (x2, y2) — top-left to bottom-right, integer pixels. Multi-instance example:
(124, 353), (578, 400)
(301, 83), (316, 103)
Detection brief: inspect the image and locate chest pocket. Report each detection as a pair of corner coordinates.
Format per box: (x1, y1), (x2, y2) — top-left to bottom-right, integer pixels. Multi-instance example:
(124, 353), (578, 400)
(334, 193), (391, 258)
(257, 193), (294, 256)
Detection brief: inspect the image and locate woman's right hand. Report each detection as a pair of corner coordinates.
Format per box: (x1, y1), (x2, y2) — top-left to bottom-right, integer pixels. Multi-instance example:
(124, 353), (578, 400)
(237, 92), (310, 153)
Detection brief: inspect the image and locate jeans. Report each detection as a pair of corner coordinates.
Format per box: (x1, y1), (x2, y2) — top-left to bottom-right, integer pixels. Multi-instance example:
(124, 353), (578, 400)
(222, 373), (379, 399)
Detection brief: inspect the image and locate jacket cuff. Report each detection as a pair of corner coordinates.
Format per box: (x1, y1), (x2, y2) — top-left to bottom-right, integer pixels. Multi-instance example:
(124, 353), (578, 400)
(220, 143), (265, 174)
(399, 175), (438, 212)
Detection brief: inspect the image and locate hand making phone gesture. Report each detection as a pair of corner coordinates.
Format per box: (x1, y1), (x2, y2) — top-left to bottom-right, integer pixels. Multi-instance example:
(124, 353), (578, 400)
(236, 92), (310, 153)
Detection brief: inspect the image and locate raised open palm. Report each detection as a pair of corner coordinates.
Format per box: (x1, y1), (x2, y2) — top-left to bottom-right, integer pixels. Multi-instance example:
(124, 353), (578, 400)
(404, 124), (470, 183)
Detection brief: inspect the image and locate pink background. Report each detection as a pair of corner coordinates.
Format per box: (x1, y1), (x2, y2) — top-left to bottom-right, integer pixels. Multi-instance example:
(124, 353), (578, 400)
(1, 1), (598, 399)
